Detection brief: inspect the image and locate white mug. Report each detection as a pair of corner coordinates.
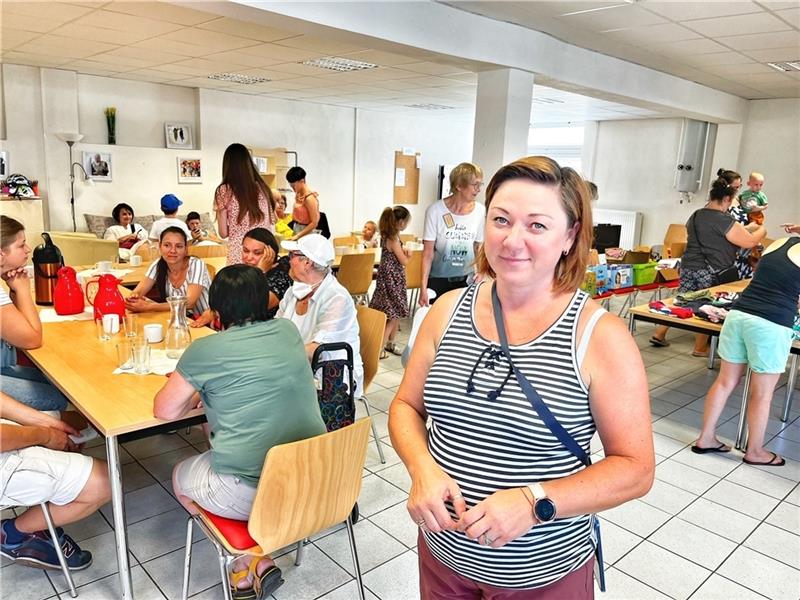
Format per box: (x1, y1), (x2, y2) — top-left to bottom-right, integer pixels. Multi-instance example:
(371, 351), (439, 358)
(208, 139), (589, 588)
(102, 313), (120, 335)
(96, 260), (113, 273)
(143, 323), (164, 344)
(129, 255), (143, 267)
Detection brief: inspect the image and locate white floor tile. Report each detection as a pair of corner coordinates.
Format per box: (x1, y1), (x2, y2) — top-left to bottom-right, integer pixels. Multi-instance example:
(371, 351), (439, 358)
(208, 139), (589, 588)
(369, 502), (420, 549)
(99, 482), (180, 526)
(744, 522), (800, 570)
(596, 566), (671, 599)
(49, 529), (137, 593)
(785, 484), (800, 506)
(600, 499), (671, 537)
(597, 519), (643, 566)
(67, 565), (165, 599)
(648, 518), (737, 571)
(123, 433), (190, 460)
(273, 544), (353, 600)
(765, 501), (800, 535)
(364, 387), (396, 412)
(655, 459), (720, 495)
(127, 507), (201, 563)
(371, 370), (405, 390)
(62, 510), (112, 543)
(724, 463), (798, 500)
(361, 550), (420, 600)
(314, 519), (405, 575)
(670, 446), (740, 478)
(651, 418), (701, 445)
(640, 479), (697, 514)
(374, 462), (412, 493)
(357, 475), (408, 517)
(702, 479), (779, 520)
(144, 539), (220, 599)
(0, 562), (58, 600)
(766, 436), (800, 462)
(139, 445), (200, 482)
(689, 573), (768, 599)
(316, 579), (380, 600)
(717, 546), (800, 600)
(615, 541), (710, 600)
(678, 497), (760, 543)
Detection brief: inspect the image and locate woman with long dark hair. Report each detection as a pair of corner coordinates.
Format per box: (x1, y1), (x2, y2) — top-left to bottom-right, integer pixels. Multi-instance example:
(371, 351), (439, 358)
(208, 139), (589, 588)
(125, 227), (211, 317)
(215, 143), (276, 265)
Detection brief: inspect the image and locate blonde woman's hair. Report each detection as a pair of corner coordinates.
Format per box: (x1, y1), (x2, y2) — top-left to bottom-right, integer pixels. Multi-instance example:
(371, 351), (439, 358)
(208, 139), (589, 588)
(448, 162), (483, 193)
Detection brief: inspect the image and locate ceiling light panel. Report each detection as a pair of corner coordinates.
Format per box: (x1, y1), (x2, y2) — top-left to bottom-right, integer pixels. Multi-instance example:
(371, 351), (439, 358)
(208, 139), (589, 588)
(301, 56), (379, 72)
(208, 72), (271, 84)
(405, 103), (455, 110)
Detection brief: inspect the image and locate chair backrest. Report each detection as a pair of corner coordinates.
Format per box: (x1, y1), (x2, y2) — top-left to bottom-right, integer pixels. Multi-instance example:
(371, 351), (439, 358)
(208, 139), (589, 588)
(336, 253), (375, 296)
(404, 250), (423, 290)
(248, 418), (372, 554)
(356, 305), (387, 392)
(49, 232), (118, 267)
(317, 212), (331, 238)
(188, 244), (227, 258)
(399, 234), (416, 243)
(333, 235), (358, 247)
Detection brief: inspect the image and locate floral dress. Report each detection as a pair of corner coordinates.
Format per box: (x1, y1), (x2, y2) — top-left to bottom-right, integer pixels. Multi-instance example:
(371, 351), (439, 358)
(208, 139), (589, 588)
(729, 205), (754, 279)
(370, 237), (408, 320)
(214, 184), (275, 265)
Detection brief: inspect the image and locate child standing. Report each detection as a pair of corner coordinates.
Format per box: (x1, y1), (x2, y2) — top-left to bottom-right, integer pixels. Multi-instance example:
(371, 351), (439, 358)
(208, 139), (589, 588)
(739, 172), (768, 225)
(369, 206), (411, 358)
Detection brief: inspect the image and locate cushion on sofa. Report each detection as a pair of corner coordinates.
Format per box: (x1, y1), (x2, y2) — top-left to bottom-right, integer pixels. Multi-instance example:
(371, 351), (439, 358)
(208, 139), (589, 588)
(84, 213), (217, 239)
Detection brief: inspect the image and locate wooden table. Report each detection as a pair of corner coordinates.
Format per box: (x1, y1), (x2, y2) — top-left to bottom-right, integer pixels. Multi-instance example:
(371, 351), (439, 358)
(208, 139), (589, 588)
(24, 311), (214, 599)
(627, 280), (799, 451)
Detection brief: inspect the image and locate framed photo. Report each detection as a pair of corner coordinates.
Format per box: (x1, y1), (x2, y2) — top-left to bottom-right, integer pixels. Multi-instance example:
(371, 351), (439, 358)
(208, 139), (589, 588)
(0, 150), (8, 179)
(253, 155), (268, 175)
(177, 157), (202, 184)
(165, 123), (193, 149)
(83, 151), (112, 182)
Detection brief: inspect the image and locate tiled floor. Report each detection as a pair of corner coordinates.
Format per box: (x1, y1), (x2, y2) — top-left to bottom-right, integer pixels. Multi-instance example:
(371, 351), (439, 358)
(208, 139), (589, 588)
(4, 301), (800, 600)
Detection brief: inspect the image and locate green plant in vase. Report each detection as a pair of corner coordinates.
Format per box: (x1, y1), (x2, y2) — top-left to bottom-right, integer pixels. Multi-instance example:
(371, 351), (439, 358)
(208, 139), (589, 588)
(105, 106), (117, 145)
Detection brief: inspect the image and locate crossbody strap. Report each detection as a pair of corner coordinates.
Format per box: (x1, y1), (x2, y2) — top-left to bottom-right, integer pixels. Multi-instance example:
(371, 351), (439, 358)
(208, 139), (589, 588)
(491, 283), (590, 467)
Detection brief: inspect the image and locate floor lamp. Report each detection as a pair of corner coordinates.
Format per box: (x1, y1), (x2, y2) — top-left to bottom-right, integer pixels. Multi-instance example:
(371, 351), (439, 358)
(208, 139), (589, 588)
(56, 132), (93, 232)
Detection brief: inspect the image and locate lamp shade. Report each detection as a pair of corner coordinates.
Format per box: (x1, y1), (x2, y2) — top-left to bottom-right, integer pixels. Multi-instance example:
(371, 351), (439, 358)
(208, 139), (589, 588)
(56, 132), (84, 144)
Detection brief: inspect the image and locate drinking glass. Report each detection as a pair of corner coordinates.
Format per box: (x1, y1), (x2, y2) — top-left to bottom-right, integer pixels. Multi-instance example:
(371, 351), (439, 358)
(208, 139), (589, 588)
(132, 341), (151, 375)
(123, 313), (138, 338)
(96, 318), (111, 342)
(116, 341), (134, 370)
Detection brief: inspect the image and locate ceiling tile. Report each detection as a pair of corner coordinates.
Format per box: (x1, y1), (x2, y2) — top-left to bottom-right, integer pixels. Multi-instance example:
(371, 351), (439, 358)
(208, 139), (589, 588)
(232, 42), (320, 63)
(102, 1), (218, 26)
(263, 62), (336, 77)
(130, 38), (211, 58)
(1, 50), (72, 68)
(649, 38), (730, 56)
(557, 4), (667, 31)
(272, 35), (365, 55)
(203, 50), (279, 70)
(233, 68), (305, 82)
(17, 35), (118, 59)
(742, 47), (800, 62)
(3, 2), (93, 21)
(161, 28), (262, 51)
(684, 51), (756, 67)
(83, 52), (156, 69)
(395, 61), (470, 76)
(118, 68), (186, 82)
(682, 12), (791, 38)
(49, 23), (155, 46)
(774, 7), (800, 28)
(195, 17), (298, 43)
(604, 22), (701, 45)
(711, 63), (782, 75)
(339, 49), (420, 66)
(72, 9), (185, 35)
(0, 13), (69, 34)
(0, 30), (41, 50)
(99, 46), (186, 64)
(642, 1), (763, 21)
(717, 30), (800, 51)
(723, 72), (795, 85)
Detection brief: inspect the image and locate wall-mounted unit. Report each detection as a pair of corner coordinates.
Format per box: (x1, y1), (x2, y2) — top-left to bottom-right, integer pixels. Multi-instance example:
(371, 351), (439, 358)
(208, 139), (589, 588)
(674, 119), (717, 193)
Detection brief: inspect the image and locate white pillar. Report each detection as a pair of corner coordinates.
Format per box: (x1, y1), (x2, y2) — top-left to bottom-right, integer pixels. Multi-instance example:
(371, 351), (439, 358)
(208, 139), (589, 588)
(472, 68), (534, 182)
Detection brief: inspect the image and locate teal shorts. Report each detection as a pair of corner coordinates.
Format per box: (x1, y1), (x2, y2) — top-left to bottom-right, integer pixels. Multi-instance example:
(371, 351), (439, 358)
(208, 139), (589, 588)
(718, 310), (793, 374)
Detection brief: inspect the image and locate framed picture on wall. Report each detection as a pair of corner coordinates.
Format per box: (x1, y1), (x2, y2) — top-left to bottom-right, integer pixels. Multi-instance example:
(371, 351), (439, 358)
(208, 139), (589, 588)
(165, 123), (193, 149)
(0, 150), (8, 180)
(177, 157), (202, 184)
(83, 151), (112, 182)
(252, 155), (268, 174)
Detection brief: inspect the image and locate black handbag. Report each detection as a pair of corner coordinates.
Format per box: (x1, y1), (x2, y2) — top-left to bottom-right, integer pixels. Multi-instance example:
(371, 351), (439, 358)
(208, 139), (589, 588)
(491, 284), (606, 592)
(689, 212), (740, 286)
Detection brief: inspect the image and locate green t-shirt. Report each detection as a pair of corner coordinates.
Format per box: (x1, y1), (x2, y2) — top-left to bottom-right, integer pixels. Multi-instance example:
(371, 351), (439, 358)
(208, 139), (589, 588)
(176, 319), (326, 486)
(738, 189), (768, 213)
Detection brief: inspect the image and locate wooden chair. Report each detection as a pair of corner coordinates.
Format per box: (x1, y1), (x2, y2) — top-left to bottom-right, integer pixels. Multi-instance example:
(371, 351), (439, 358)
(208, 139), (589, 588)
(399, 234), (416, 244)
(181, 419), (372, 600)
(404, 250), (423, 316)
(356, 305), (388, 464)
(188, 244), (227, 258)
(337, 253), (375, 304)
(333, 235), (358, 247)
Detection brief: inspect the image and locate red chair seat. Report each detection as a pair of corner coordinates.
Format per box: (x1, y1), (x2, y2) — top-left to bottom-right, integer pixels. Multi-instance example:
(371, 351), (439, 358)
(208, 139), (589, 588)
(197, 507), (257, 550)
(612, 286), (636, 295)
(636, 283), (660, 292)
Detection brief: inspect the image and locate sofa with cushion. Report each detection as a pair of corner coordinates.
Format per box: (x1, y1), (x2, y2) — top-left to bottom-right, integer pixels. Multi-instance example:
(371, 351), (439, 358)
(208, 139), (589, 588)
(83, 212), (218, 239)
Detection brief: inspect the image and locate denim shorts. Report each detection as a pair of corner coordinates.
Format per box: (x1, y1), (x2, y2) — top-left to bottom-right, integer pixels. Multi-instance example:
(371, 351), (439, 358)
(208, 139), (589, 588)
(173, 452), (257, 520)
(718, 310), (794, 374)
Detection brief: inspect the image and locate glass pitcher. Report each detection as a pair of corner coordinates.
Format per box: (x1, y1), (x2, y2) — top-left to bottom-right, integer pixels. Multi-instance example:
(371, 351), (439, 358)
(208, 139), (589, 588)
(165, 295), (192, 359)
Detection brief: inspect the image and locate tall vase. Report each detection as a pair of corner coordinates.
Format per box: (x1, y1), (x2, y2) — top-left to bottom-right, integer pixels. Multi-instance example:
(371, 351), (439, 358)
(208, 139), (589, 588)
(106, 116), (116, 145)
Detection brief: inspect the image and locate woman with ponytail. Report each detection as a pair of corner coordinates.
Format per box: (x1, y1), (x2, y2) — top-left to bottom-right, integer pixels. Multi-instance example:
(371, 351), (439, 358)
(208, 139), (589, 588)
(370, 206), (412, 358)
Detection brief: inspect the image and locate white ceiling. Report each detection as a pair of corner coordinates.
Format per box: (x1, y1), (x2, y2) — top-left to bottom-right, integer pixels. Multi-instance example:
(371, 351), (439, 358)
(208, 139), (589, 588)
(441, 0), (800, 100)
(2, 1), (783, 126)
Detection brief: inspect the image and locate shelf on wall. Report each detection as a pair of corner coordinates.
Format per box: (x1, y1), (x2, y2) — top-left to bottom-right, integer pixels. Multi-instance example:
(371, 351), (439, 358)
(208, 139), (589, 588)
(1, 195), (41, 201)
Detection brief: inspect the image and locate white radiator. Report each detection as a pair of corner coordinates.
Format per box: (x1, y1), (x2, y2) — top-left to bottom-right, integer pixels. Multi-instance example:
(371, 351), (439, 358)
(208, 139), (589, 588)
(593, 209), (642, 250)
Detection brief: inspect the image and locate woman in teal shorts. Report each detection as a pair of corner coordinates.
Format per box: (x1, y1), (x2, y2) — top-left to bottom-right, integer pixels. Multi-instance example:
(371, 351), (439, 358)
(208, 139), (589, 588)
(693, 237), (800, 466)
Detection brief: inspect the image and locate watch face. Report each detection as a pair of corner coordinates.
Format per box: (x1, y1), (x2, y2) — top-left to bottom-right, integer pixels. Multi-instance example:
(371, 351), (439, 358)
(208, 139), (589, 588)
(535, 498), (557, 522)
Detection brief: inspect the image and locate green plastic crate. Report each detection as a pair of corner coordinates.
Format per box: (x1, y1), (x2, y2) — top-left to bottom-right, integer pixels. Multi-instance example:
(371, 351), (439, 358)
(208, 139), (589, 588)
(632, 262), (657, 286)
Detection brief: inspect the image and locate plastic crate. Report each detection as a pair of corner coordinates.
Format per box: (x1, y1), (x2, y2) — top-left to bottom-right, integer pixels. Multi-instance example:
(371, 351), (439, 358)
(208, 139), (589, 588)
(632, 262), (657, 286)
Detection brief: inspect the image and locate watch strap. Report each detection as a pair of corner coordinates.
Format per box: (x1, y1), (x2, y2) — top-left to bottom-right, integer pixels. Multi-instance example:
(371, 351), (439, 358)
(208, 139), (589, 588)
(529, 482), (547, 501)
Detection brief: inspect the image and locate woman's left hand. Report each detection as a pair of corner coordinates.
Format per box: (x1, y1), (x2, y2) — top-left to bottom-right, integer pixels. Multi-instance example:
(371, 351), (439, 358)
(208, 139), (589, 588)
(258, 246), (276, 272)
(458, 488), (536, 548)
(124, 295), (150, 312)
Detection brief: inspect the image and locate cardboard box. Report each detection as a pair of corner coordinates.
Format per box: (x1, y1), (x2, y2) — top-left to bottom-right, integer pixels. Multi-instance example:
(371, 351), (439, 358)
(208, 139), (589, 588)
(655, 267), (680, 282)
(667, 242), (686, 258)
(589, 264), (609, 293)
(608, 264), (633, 289)
(607, 250), (651, 265)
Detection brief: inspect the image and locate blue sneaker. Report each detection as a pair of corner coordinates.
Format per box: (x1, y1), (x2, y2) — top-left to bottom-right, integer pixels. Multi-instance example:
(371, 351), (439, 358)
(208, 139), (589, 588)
(14, 530), (92, 571)
(0, 519), (26, 563)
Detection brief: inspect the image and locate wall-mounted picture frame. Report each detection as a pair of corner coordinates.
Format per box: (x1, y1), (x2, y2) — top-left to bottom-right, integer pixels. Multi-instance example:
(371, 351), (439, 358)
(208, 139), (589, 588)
(165, 123), (193, 149)
(0, 150), (8, 180)
(252, 155), (268, 175)
(83, 151), (112, 182)
(177, 157), (202, 184)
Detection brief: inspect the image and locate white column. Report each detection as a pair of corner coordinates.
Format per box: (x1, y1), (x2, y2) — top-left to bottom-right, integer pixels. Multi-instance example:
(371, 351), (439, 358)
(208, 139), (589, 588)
(472, 68), (534, 182)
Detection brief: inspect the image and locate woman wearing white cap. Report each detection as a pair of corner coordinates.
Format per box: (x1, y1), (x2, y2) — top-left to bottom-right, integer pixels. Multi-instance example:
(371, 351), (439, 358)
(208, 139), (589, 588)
(276, 234), (363, 394)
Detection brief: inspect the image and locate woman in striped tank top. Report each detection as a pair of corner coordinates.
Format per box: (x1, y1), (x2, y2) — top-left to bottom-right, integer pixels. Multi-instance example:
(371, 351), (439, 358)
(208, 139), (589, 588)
(389, 157), (655, 598)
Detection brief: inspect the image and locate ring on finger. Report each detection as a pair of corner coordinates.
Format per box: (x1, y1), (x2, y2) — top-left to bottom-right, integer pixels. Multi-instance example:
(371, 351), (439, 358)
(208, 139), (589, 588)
(416, 519), (426, 527)
(483, 535), (494, 546)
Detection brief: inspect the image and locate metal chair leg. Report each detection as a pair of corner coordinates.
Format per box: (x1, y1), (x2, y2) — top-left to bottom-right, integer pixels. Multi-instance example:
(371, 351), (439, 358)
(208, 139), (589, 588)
(345, 516), (366, 600)
(360, 396), (386, 464)
(181, 516), (194, 600)
(40, 503), (77, 598)
(782, 354), (798, 422)
(218, 551), (233, 600)
(294, 539), (306, 566)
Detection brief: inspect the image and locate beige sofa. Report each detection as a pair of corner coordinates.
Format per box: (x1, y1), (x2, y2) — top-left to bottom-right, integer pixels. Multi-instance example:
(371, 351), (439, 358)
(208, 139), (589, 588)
(48, 232), (119, 266)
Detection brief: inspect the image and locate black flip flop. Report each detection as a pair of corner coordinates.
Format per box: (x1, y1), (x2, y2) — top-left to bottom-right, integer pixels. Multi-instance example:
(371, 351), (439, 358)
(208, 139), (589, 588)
(691, 443), (731, 454)
(649, 336), (670, 347)
(743, 452), (785, 467)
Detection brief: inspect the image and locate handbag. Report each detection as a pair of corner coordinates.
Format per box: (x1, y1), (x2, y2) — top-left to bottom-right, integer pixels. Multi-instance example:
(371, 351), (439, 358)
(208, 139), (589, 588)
(689, 212), (739, 286)
(491, 283), (607, 592)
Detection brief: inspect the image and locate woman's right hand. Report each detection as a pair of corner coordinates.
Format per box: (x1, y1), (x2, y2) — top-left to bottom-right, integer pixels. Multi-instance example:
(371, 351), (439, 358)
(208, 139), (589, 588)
(258, 246), (276, 272)
(407, 463), (466, 533)
(2, 267), (30, 293)
(190, 309), (213, 328)
(418, 288), (430, 307)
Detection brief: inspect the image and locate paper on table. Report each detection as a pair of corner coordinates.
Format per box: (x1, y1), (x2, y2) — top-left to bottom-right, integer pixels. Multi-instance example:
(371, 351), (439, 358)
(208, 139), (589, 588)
(394, 168), (406, 187)
(69, 426), (99, 445)
(39, 307), (95, 322)
(76, 268), (132, 284)
(113, 348), (178, 376)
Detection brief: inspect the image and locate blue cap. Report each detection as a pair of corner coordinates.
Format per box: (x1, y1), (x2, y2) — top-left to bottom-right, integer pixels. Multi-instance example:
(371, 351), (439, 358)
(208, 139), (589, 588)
(160, 194), (182, 212)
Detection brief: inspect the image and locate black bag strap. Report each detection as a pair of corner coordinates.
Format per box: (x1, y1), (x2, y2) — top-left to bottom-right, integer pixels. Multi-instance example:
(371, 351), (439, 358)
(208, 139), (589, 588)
(491, 283), (590, 467)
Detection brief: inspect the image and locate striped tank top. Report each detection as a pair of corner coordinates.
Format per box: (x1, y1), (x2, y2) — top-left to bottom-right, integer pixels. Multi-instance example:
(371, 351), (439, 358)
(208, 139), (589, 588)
(422, 283), (597, 589)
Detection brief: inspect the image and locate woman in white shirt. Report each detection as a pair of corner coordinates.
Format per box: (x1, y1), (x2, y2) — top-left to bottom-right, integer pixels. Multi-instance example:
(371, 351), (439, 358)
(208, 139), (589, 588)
(125, 227), (211, 317)
(104, 203), (147, 260)
(277, 234), (363, 394)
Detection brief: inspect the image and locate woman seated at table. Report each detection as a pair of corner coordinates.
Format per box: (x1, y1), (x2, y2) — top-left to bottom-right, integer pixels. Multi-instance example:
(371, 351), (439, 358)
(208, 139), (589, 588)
(191, 227), (292, 327)
(104, 203), (148, 260)
(154, 265), (326, 599)
(274, 193), (293, 239)
(276, 234), (364, 394)
(125, 227), (211, 318)
(693, 237), (800, 466)
(0, 216), (68, 411)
